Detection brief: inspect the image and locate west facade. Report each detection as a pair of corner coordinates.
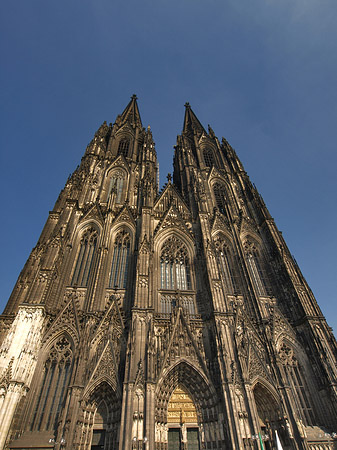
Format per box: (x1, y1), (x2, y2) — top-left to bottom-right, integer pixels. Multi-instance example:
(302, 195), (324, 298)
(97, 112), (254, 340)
(0, 97), (337, 450)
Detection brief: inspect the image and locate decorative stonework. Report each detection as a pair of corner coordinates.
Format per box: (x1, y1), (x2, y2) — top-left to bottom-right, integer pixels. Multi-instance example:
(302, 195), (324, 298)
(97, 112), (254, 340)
(1, 98), (337, 450)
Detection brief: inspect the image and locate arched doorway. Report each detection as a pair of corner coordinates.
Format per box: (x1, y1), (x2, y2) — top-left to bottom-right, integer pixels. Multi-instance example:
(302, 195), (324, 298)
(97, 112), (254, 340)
(252, 383), (282, 450)
(167, 385), (200, 450)
(156, 362), (226, 449)
(91, 401), (108, 450)
(81, 381), (120, 450)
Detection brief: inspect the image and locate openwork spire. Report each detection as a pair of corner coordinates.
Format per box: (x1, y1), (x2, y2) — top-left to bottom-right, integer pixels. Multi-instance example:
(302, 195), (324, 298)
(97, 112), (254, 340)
(120, 94), (142, 127)
(183, 102), (206, 137)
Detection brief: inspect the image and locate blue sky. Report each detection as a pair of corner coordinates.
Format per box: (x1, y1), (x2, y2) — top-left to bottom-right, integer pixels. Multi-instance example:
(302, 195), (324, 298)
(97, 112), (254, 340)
(1, 0), (336, 334)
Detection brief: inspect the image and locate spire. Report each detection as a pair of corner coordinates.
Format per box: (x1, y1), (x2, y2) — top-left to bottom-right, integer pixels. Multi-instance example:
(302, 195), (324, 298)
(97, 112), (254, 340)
(120, 94), (142, 127)
(183, 102), (206, 137)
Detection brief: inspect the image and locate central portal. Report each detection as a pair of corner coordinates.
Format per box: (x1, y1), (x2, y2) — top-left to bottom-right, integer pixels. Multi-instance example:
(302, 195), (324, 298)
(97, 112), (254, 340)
(167, 386), (200, 450)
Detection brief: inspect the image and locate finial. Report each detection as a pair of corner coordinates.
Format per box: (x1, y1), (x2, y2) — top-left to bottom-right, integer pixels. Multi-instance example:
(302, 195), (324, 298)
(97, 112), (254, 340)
(208, 124), (215, 137)
(167, 173), (172, 183)
(184, 102), (190, 108)
(147, 125), (151, 131)
(131, 94), (138, 100)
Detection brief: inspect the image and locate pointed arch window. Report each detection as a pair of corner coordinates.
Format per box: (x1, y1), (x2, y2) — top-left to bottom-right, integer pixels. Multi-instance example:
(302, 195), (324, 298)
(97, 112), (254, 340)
(203, 148), (214, 167)
(215, 240), (237, 294)
(160, 237), (192, 290)
(243, 240), (268, 296)
(108, 170), (125, 204)
(278, 343), (315, 425)
(71, 227), (98, 286)
(213, 183), (226, 214)
(30, 336), (73, 432)
(118, 138), (130, 157)
(109, 230), (131, 289)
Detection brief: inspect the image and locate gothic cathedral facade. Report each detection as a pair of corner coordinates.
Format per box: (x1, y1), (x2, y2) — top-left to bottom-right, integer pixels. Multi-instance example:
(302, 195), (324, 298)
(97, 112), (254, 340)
(0, 97), (337, 450)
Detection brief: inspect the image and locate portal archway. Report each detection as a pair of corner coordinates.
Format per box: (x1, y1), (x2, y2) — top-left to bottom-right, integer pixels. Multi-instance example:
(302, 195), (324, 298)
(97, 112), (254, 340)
(156, 361), (227, 449)
(252, 382), (283, 449)
(81, 381), (121, 450)
(167, 385), (200, 450)
(91, 401), (108, 450)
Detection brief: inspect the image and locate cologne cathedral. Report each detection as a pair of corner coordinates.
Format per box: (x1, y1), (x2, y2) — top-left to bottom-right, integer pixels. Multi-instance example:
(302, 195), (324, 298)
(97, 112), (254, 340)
(1, 96), (337, 450)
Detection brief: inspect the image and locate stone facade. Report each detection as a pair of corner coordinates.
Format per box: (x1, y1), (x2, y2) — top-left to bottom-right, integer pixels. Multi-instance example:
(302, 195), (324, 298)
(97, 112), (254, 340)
(1, 96), (337, 450)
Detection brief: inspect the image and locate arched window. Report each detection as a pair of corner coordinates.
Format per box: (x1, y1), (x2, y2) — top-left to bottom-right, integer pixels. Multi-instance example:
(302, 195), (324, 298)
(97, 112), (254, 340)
(71, 227), (98, 286)
(243, 240), (268, 296)
(278, 342), (315, 425)
(108, 171), (125, 204)
(213, 182), (226, 214)
(109, 231), (131, 289)
(118, 138), (130, 157)
(203, 148), (214, 167)
(160, 237), (192, 290)
(30, 336), (73, 431)
(215, 239), (237, 294)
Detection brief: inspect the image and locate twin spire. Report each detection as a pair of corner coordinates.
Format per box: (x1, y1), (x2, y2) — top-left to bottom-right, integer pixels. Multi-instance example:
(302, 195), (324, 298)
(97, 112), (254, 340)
(119, 95), (208, 137)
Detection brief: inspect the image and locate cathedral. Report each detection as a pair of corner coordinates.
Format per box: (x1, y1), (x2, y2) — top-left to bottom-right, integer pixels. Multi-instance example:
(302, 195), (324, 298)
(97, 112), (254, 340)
(1, 96), (337, 450)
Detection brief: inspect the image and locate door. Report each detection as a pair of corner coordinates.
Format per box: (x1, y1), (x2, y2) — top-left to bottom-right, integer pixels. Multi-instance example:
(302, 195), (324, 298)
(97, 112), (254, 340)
(168, 428), (181, 450)
(91, 429), (106, 450)
(187, 428), (200, 450)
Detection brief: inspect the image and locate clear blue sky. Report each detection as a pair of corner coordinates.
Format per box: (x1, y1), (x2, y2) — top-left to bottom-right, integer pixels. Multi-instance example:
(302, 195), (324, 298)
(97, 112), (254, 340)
(1, 0), (336, 334)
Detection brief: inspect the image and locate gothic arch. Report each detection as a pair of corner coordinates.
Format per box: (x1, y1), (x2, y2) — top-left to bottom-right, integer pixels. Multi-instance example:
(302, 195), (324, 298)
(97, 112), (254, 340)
(251, 377), (281, 408)
(241, 234), (270, 296)
(155, 361), (226, 449)
(156, 360), (217, 424)
(70, 224), (100, 287)
(80, 381), (121, 450)
(155, 230), (195, 264)
(211, 230), (233, 245)
(84, 376), (120, 402)
(106, 225), (135, 290)
(211, 233), (239, 294)
(42, 324), (78, 351)
(210, 179), (231, 214)
(209, 176), (229, 189)
(276, 338), (316, 425)
(24, 333), (75, 433)
(105, 167), (129, 204)
(70, 221), (101, 248)
(157, 233), (195, 292)
(240, 232), (262, 248)
(114, 128), (134, 157)
(115, 126), (134, 142)
(106, 160), (130, 177)
(251, 379), (291, 450)
(110, 221), (136, 239)
(252, 380), (282, 447)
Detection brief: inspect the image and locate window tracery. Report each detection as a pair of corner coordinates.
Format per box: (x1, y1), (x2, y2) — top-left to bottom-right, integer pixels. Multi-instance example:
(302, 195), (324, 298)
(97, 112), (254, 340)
(243, 240), (268, 296)
(160, 237), (192, 290)
(108, 170), (125, 204)
(30, 337), (73, 432)
(214, 239), (237, 293)
(118, 138), (130, 157)
(109, 230), (131, 289)
(203, 148), (214, 167)
(278, 342), (315, 425)
(71, 227), (98, 286)
(213, 183), (227, 214)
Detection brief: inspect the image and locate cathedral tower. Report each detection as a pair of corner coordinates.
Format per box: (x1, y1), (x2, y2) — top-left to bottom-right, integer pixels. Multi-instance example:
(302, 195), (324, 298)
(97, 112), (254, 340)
(0, 97), (337, 450)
